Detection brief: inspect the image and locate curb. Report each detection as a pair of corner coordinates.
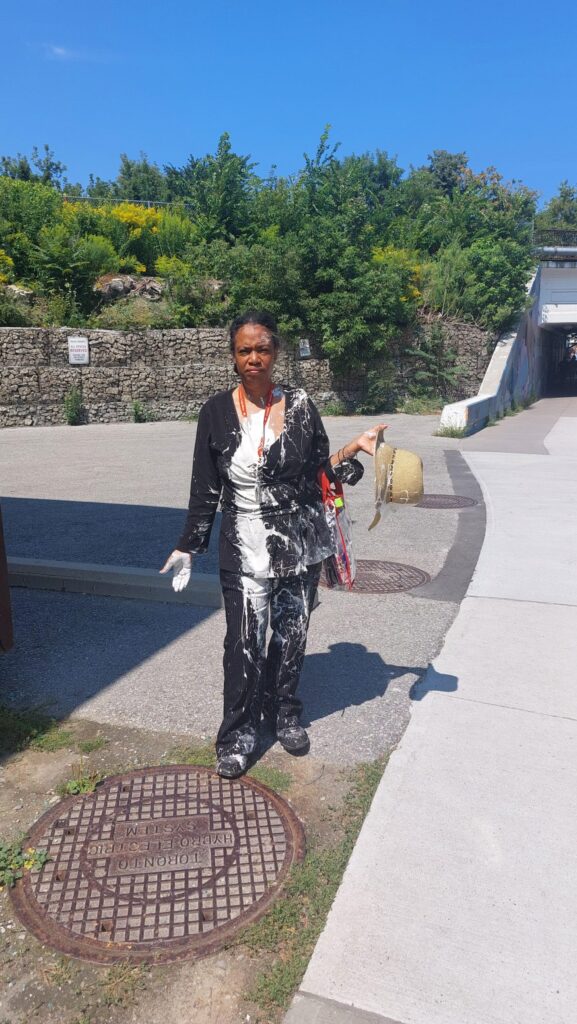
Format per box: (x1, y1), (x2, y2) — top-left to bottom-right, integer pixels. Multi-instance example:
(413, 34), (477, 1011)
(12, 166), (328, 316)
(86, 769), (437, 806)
(7, 558), (223, 608)
(285, 993), (400, 1023)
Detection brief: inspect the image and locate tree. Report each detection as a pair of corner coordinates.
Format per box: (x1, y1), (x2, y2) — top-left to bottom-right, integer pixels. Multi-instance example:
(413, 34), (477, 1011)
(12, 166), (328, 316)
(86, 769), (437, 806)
(458, 236), (533, 331)
(87, 153), (168, 203)
(536, 181), (577, 230)
(164, 132), (256, 240)
(427, 150), (468, 196)
(1, 144), (68, 189)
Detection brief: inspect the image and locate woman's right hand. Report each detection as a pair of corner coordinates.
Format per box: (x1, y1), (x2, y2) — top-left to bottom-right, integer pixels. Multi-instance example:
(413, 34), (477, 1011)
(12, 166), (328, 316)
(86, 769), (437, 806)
(350, 423), (388, 458)
(160, 550), (192, 592)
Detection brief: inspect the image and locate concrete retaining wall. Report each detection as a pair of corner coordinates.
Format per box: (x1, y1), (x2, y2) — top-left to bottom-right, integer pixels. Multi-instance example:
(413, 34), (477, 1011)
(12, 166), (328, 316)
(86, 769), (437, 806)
(439, 272), (561, 435)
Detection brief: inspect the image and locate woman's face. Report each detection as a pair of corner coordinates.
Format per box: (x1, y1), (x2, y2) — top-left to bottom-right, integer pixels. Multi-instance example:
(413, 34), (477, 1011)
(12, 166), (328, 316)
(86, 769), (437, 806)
(233, 324), (277, 385)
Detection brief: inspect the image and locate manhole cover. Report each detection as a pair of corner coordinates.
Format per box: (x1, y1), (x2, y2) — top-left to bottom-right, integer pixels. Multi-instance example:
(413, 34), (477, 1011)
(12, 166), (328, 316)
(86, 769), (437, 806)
(417, 494), (478, 509)
(320, 559), (430, 593)
(11, 765), (304, 964)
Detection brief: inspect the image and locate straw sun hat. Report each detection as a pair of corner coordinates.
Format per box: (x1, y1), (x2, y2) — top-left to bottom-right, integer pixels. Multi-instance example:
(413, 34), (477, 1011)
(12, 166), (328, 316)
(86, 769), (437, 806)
(368, 428), (424, 530)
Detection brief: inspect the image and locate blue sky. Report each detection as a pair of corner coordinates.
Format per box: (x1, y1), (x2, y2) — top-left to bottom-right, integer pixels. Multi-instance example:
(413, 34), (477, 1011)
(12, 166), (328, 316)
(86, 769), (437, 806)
(1, 0), (575, 204)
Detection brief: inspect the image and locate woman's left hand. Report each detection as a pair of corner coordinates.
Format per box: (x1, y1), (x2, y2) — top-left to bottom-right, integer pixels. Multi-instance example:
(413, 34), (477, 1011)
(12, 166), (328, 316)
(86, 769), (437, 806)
(351, 423), (388, 457)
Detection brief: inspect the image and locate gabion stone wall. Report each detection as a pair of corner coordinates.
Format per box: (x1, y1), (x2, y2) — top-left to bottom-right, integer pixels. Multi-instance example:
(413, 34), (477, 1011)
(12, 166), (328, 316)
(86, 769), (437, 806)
(0, 327), (363, 427)
(0, 320), (492, 427)
(427, 316), (494, 402)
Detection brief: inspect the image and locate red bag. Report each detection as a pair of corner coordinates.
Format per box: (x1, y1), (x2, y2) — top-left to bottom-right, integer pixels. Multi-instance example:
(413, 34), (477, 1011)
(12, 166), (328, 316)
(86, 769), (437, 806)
(318, 469), (356, 590)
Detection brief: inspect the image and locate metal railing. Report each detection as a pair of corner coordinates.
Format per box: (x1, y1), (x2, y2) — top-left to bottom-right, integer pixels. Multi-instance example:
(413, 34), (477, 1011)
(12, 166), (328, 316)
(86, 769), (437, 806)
(533, 228), (577, 248)
(62, 194), (194, 211)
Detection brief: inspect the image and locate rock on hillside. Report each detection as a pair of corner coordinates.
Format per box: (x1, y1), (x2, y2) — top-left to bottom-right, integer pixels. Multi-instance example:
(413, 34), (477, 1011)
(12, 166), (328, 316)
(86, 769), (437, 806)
(94, 274), (164, 302)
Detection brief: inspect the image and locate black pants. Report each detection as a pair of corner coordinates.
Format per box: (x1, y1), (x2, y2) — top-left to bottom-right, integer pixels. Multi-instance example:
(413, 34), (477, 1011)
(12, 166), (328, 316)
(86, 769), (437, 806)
(216, 563), (322, 756)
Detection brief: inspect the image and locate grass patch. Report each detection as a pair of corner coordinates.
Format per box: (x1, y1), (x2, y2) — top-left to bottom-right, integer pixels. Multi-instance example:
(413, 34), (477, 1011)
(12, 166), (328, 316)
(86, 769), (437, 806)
(165, 747), (291, 792)
(102, 963), (149, 1007)
(521, 392), (537, 409)
(397, 395), (444, 415)
(77, 736), (108, 754)
(31, 728), (75, 753)
(56, 763), (103, 797)
(321, 400), (348, 416)
(434, 424), (467, 438)
(242, 757), (387, 1012)
(165, 743), (216, 768)
(0, 704), (73, 756)
(247, 764), (292, 793)
(40, 956), (75, 988)
(0, 837), (49, 890)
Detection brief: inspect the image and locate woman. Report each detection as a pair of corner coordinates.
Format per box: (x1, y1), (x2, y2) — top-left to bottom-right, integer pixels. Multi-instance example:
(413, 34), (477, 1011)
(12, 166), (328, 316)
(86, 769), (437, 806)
(161, 311), (385, 778)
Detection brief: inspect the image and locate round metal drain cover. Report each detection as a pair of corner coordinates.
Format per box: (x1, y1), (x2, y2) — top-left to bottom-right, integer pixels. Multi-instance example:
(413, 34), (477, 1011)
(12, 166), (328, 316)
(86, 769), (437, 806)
(321, 559), (430, 593)
(11, 765), (304, 965)
(417, 494), (478, 509)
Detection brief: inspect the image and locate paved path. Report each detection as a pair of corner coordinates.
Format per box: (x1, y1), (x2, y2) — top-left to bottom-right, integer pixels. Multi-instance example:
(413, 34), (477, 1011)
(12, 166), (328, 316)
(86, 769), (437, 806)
(288, 396), (577, 1024)
(0, 414), (481, 765)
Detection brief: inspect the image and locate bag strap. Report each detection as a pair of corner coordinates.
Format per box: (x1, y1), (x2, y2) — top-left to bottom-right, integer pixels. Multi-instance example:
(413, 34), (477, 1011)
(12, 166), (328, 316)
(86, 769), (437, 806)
(317, 468), (345, 505)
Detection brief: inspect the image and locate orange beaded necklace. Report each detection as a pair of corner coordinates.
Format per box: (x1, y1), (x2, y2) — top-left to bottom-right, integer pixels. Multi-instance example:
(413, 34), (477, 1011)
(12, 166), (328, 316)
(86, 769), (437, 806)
(238, 385), (274, 460)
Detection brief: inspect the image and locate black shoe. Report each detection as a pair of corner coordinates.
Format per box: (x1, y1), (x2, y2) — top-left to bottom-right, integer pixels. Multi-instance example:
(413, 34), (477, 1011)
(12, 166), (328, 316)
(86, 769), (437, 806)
(276, 716), (310, 753)
(216, 728), (257, 778)
(216, 751), (249, 778)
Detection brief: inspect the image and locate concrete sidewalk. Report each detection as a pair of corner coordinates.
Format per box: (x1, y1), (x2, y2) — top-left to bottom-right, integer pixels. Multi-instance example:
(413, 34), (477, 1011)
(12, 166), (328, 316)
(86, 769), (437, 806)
(287, 396), (577, 1024)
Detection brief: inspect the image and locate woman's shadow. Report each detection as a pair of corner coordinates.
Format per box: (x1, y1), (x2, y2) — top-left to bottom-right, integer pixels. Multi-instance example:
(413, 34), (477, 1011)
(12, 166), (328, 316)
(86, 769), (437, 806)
(298, 642), (458, 724)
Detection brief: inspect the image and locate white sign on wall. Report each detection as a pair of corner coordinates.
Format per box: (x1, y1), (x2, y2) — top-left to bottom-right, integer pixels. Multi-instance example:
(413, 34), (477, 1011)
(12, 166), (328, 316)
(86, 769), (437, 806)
(68, 336), (90, 365)
(298, 338), (311, 359)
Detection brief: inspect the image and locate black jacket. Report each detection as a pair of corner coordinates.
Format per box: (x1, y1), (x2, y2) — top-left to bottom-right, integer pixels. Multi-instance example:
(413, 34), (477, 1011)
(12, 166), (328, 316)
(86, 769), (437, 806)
(177, 386), (363, 577)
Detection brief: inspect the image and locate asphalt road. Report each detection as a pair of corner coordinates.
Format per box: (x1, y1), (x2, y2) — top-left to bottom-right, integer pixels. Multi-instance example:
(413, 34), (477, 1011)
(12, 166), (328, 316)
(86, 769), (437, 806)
(1, 414), (484, 764)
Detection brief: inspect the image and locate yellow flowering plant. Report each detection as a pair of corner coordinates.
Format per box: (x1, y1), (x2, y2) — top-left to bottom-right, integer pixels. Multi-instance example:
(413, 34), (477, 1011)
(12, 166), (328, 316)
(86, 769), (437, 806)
(0, 839), (49, 890)
(0, 248), (15, 284)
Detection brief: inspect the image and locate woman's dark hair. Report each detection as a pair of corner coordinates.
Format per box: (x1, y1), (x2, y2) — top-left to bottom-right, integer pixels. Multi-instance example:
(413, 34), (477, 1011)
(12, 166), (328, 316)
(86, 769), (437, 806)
(229, 310), (281, 354)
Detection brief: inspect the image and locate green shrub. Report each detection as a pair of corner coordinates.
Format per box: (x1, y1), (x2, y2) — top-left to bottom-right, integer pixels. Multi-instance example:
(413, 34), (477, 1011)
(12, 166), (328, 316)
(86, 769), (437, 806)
(405, 323), (458, 400)
(0, 179), (62, 278)
(0, 248), (15, 283)
(355, 362), (396, 414)
(155, 211), (196, 257)
(90, 295), (179, 330)
(0, 296), (31, 326)
(117, 254), (146, 274)
(131, 400), (154, 423)
(321, 400), (348, 416)
(63, 386), (84, 425)
(75, 233), (119, 278)
(31, 225), (119, 311)
(33, 292), (85, 327)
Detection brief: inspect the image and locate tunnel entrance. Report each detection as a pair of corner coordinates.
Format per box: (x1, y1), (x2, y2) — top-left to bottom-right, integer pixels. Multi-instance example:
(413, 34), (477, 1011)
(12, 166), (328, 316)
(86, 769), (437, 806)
(532, 238), (577, 397)
(542, 324), (577, 396)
